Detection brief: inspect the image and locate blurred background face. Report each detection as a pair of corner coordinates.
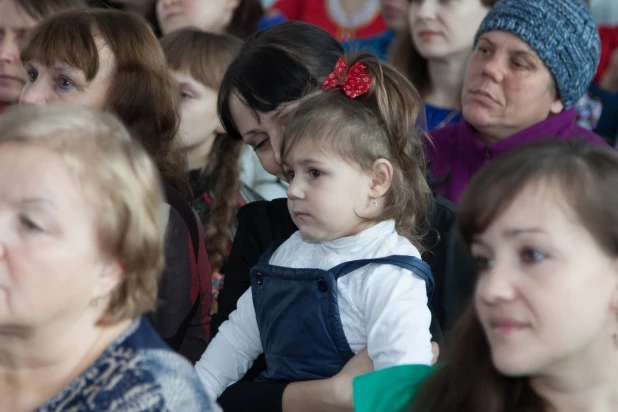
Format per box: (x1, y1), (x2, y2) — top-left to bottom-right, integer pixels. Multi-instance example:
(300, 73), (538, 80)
(409, 0), (489, 60)
(0, 0), (38, 105)
(0, 143), (111, 331)
(157, 0), (239, 35)
(170, 70), (221, 169)
(19, 40), (115, 108)
(472, 183), (618, 378)
(380, 0), (409, 32)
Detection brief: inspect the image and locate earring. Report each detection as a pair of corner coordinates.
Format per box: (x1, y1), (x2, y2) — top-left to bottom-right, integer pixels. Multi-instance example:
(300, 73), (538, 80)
(372, 200), (378, 207)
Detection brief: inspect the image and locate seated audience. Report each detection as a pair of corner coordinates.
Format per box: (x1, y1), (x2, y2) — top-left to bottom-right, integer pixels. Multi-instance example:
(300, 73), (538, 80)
(0, 105), (217, 411)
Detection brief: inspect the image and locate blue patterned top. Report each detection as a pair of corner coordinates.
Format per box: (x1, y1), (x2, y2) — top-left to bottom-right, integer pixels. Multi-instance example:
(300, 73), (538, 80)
(35, 317), (218, 412)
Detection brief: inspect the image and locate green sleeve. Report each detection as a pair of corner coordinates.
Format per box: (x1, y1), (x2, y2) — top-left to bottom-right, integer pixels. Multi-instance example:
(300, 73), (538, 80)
(353, 365), (434, 412)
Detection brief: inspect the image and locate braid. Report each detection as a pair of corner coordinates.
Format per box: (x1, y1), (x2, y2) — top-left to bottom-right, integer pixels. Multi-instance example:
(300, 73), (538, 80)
(196, 134), (243, 273)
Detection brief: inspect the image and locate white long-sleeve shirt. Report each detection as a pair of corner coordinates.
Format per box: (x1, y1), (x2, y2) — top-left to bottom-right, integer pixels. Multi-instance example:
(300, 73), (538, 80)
(195, 220), (433, 399)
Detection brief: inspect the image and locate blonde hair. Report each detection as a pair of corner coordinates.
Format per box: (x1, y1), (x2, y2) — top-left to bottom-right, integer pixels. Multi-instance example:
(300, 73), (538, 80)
(284, 54), (432, 252)
(0, 105), (166, 324)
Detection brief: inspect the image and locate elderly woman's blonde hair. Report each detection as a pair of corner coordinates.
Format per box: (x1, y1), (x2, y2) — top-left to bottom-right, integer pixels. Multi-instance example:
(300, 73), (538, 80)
(0, 105), (166, 324)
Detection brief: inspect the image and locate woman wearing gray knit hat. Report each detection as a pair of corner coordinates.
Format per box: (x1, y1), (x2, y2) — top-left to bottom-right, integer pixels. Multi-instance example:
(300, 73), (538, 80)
(426, 0), (610, 204)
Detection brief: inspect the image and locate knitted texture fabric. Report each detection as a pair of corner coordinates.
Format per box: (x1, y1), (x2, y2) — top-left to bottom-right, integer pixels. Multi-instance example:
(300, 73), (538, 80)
(474, 0), (601, 109)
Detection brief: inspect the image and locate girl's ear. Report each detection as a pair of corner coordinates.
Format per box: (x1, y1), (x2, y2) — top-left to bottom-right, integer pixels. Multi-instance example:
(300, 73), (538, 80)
(370, 158), (393, 199)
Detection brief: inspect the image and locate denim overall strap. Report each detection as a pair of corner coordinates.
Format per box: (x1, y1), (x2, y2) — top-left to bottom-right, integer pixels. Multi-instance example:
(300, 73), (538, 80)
(329, 255), (435, 304)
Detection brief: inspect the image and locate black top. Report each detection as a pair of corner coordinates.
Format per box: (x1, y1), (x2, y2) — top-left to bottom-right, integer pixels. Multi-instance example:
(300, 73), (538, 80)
(213, 196), (477, 411)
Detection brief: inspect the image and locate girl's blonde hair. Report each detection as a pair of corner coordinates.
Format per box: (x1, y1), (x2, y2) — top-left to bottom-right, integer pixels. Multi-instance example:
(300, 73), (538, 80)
(0, 105), (165, 325)
(161, 28), (243, 274)
(283, 54), (433, 252)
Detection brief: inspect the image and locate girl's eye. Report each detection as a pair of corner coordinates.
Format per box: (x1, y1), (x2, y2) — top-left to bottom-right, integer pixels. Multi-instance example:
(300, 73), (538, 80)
(287, 170), (295, 180)
(521, 248), (546, 263)
(20, 216), (43, 233)
(57, 76), (74, 91)
(309, 169), (322, 178)
(181, 91), (193, 99)
(27, 68), (38, 83)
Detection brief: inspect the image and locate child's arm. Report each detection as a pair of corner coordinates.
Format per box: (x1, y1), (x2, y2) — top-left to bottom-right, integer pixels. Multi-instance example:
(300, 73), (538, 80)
(362, 265), (433, 370)
(195, 289), (263, 399)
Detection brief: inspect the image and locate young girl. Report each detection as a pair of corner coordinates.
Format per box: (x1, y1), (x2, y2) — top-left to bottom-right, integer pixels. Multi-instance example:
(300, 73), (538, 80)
(161, 28), (262, 311)
(195, 54), (435, 398)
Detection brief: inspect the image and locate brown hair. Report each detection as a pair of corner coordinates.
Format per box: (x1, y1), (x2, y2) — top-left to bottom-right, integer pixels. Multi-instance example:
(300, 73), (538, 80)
(391, 0), (498, 97)
(16, 0), (86, 20)
(283, 54), (432, 252)
(226, 0), (264, 39)
(412, 139), (618, 411)
(161, 28), (243, 274)
(21, 8), (191, 200)
(0, 105), (166, 325)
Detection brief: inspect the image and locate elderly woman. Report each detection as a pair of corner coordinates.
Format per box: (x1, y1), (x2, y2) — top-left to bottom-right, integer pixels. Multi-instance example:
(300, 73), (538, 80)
(19, 8), (212, 364)
(428, 0), (609, 204)
(0, 105), (216, 411)
(355, 138), (618, 412)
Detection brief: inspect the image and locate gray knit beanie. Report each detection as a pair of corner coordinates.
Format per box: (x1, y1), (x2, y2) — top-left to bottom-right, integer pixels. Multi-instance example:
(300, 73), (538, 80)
(474, 0), (600, 109)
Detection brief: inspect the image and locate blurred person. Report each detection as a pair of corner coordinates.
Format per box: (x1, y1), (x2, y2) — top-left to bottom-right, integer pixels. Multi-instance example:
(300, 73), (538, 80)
(0, 0), (85, 110)
(157, 0), (264, 39)
(0, 105), (217, 411)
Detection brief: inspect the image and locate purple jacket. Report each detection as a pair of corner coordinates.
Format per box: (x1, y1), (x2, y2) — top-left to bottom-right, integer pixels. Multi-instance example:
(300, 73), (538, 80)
(427, 108), (609, 203)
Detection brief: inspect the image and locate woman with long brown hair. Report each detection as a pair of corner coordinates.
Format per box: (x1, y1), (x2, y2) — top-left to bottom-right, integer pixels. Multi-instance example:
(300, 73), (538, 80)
(19, 8), (212, 365)
(391, 0), (495, 130)
(353, 139), (618, 412)
(161, 28), (262, 312)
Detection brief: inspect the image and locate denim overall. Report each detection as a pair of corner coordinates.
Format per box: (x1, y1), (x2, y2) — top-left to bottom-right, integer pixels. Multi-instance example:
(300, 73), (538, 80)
(250, 241), (434, 382)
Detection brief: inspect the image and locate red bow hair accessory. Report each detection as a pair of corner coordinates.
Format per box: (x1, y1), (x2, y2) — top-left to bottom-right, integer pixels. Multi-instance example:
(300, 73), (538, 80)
(322, 58), (371, 98)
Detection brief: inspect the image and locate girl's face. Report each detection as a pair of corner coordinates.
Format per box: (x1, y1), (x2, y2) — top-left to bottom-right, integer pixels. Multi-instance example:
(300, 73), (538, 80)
(473, 182), (618, 379)
(283, 138), (375, 242)
(229, 94), (300, 179)
(171, 70), (220, 168)
(157, 0), (239, 36)
(19, 39), (115, 109)
(409, 0), (489, 60)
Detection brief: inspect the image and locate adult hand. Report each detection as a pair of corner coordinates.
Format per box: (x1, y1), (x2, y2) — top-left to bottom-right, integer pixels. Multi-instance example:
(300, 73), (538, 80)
(331, 348), (374, 409)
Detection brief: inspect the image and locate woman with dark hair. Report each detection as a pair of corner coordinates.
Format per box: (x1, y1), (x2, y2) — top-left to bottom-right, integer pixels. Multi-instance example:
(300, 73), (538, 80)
(353, 138), (618, 412)
(0, 0), (85, 109)
(213, 20), (475, 412)
(156, 0), (263, 39)
(20, 8), (212, 365)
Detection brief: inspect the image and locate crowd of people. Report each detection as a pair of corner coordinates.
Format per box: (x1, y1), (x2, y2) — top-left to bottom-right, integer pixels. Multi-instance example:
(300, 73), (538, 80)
(0, 0), (617, 411)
